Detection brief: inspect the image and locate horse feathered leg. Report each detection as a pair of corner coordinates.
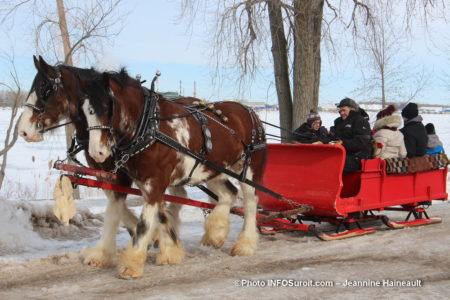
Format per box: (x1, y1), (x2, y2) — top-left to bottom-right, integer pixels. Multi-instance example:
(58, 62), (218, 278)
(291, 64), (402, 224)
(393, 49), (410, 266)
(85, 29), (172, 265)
(149, 187), (185, 249)
(167, 186), (187, 234)
(155, 203), (185, 265)
(201, 176), (237, 248)
(232, 170), (259, 256)
(121, 200), (138, 237)
(118, 180), (184, 278)
(82, 190), (136, 267)
(118, 202), (159, 279)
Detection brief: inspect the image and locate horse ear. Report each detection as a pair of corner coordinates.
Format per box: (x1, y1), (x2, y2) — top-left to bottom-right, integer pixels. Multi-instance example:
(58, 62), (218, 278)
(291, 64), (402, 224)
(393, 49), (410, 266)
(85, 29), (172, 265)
(33, 55), (41, 70)
(38, 56), (56, 77)
(104, 72), (120, 94)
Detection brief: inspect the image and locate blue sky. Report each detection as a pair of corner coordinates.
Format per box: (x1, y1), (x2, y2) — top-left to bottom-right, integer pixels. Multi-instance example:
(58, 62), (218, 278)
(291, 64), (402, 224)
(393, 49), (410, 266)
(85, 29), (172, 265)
(0, 0), (448, 105)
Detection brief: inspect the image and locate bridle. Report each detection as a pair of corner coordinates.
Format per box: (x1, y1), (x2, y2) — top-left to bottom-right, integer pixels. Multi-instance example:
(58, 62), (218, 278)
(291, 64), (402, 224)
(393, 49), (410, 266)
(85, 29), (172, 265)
(85, 91), (115, 135)
(84, 72), (159, 145)
(24, 66), (73, 133)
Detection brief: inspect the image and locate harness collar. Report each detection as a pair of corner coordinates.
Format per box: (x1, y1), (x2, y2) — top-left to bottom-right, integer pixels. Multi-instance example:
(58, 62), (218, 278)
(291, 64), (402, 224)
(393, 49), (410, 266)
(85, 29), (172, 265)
(111, 87), (160, 173)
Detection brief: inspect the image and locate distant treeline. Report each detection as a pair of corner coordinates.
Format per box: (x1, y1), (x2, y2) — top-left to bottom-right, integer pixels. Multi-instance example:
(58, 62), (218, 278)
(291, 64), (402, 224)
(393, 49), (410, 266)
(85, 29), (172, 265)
(0, 90), (27, 107)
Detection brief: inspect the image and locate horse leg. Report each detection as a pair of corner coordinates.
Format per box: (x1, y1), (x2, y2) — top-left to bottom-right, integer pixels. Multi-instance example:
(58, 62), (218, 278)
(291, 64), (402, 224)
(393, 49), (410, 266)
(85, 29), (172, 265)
(117, 181), (184, 278)
(155, 202), (185, 265)
(201, 176), (237, 248)
(117, 201), (159, 279)
(150, 187), (185, 248)
(121, 199), (139, 237)
(82, 190), (136, 266)
(232, 170), (259, 256)
(167, 186), (186, 234)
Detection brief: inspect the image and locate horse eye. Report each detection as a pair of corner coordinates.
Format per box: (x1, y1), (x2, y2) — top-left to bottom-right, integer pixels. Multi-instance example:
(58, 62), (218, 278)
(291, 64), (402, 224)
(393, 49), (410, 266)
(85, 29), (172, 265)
(88, 105), (95, 115)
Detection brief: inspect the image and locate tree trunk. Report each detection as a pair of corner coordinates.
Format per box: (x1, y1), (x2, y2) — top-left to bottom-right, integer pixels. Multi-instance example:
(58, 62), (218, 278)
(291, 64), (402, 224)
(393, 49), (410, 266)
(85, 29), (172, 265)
(56, 0), (80, 199)
(267, 0), (293, 141)
(292, 0), (324, 130)
(56, 0), (73, 66)
(0, 103), (19, 189)
(381, 66), (386, 108)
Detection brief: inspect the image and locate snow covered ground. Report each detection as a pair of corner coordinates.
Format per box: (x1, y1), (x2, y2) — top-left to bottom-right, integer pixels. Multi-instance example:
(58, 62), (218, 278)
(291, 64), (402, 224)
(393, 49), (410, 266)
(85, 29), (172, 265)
(0, 107), (449, 298)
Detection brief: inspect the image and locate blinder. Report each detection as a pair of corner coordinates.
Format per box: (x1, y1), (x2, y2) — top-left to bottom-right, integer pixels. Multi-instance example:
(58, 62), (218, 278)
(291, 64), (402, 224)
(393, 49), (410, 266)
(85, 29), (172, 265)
(24, 66), (65, 133)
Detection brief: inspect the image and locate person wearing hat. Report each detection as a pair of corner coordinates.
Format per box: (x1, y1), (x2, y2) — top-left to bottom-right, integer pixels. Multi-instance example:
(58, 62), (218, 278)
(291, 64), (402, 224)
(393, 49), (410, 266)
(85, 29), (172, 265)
(399, 102), (428, 158)
(330, 97), (372, 173)
(292, 110), (330, 144)
(372, 105), (407, 159)
(425, 123), (445, 155)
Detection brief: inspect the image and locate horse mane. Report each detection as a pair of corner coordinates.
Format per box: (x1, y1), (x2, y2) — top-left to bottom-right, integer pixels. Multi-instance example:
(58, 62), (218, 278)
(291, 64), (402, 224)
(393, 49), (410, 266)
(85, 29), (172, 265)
(61, 65), (102, 81)
(80, 67), (152, 118)
(106, 67), (141, 89)
(81, 71), (113, 118)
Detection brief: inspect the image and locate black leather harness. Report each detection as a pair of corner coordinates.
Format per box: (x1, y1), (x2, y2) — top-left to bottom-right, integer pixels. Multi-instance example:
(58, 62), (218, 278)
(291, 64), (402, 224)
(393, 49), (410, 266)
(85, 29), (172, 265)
(71, 74), (292, 201)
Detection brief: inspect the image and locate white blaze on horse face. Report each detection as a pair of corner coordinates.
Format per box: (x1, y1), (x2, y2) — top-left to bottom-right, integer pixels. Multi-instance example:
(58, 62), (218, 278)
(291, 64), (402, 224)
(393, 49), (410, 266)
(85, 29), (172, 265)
(18, 92), (44, 142)
(82, 99), (111, 163)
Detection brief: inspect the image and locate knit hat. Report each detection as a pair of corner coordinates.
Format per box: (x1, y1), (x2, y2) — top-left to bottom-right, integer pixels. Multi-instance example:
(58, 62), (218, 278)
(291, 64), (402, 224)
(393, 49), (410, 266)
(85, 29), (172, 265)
(307, 110), (321, 125)
(401, 103), (419, 119)
(425, 123), (435, 135)
(376, 104), (396, 120)
(336, 97), (358, 109)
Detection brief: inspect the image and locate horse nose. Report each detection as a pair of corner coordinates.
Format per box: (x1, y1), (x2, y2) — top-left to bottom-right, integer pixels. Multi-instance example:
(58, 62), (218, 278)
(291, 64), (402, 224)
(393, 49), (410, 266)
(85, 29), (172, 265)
(20, 130), (27, 137)
(91, 149), (108, 163)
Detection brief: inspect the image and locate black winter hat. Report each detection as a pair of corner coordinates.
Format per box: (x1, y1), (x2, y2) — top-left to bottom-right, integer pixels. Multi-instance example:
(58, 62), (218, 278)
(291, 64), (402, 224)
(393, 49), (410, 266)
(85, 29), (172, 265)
(336, 97), (358, 109)
(307, 110), (321, 125)
(425, 123), (435, 135)
(401, 103), (419, 119)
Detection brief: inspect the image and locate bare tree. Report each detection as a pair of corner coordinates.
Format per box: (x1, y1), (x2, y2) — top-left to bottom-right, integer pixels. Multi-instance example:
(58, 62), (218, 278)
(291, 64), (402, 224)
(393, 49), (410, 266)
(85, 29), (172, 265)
(0, 54), (22, 189)
(180, 0), (446, 138)
(352, 1), (430, 108)
(1, 0), (127, 65)
(179, 0), (370, 139)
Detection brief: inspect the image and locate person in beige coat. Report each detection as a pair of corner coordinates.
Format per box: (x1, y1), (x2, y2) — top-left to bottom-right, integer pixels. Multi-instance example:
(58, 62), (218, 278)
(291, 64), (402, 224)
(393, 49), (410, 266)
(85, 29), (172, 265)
(373, 105), (407, 159)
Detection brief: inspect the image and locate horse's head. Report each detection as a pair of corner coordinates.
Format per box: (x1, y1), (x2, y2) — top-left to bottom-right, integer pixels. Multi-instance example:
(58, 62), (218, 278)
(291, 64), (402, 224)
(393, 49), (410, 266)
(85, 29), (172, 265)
(79, 72), (116, 163)
(18, 56), (71, 142)
(80, 69), (143, 163)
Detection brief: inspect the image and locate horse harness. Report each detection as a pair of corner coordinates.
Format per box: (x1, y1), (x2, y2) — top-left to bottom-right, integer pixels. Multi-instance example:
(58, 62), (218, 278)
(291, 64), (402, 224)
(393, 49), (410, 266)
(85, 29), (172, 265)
(82, 79), (276, 198)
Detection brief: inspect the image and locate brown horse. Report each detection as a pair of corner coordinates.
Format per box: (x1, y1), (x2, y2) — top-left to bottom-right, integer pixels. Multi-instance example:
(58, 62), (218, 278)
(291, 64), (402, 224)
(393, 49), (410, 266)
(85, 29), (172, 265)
(17, 57), (140, 267)
(79, 69), (266, 278)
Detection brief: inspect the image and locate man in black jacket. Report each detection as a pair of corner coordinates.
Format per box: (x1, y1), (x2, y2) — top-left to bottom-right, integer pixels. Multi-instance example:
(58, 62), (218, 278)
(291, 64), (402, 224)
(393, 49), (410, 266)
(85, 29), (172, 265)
(330, 98), (372, 173)
(400, 103), (428, 158)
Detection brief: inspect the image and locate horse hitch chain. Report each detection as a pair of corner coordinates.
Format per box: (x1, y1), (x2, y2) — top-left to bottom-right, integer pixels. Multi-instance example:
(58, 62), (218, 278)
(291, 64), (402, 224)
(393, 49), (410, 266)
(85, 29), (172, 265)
(113, 153), (130, 174)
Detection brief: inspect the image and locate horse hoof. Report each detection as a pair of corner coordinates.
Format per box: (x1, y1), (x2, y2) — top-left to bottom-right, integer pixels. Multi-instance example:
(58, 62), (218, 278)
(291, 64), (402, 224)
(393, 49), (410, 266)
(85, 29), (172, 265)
(155, 247), (184, 265)
(231, 235), (257, 256)
(81, 247), (115, 267)
(87, 259), (108, 267)
(231, 245), (255, 257)
(116, 267), (142, 279)
(200, 234), (225, 249)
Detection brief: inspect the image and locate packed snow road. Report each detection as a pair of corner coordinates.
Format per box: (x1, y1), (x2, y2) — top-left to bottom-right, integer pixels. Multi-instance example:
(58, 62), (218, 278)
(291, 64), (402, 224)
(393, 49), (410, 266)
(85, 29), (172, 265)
(1, 202), (449, 299)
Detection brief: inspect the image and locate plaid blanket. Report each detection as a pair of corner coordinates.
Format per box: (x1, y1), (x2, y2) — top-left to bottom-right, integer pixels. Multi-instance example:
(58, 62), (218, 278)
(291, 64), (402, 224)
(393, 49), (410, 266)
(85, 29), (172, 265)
(385, 153), (450, 174)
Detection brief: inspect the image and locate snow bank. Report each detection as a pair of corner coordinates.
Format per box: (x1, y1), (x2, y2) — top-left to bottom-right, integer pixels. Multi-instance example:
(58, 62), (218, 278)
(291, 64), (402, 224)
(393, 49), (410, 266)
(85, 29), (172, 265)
(0, 197), (104, 256)
(0, 197), (48, 254)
